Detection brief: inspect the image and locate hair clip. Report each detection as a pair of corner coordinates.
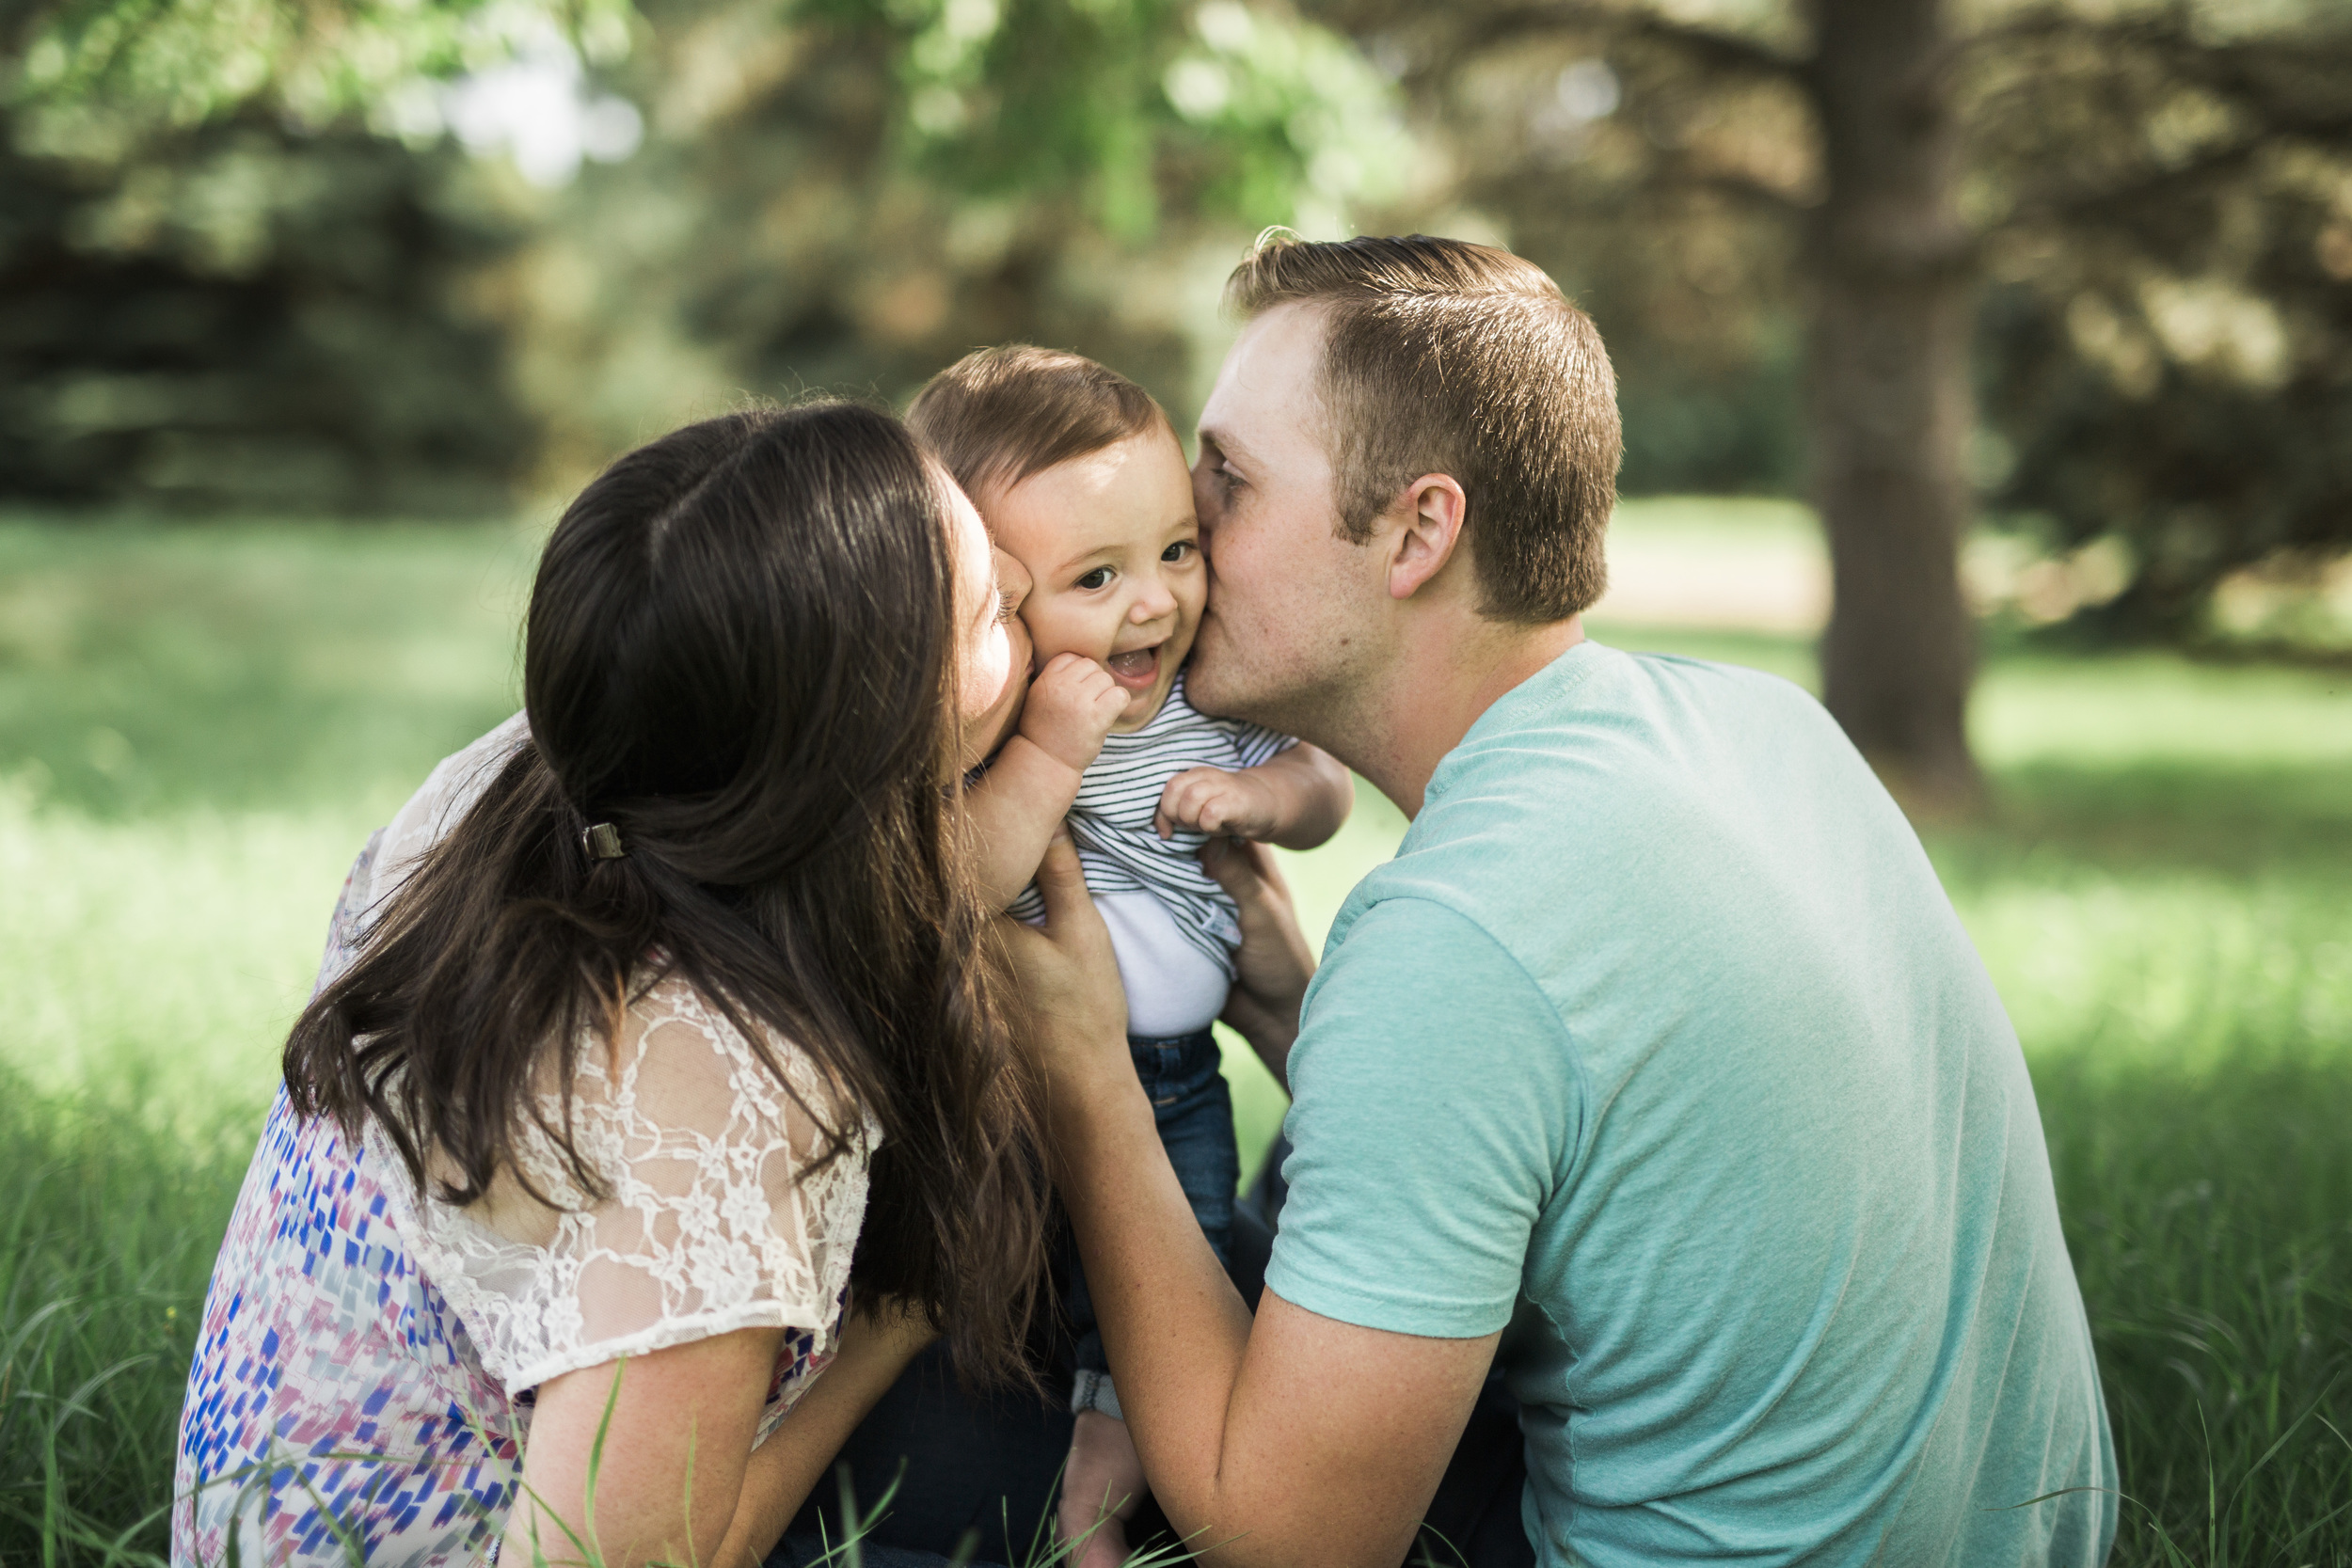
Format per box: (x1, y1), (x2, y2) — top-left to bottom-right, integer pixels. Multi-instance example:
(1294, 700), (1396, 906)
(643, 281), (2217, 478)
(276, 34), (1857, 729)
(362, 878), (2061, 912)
(583, 823), (626, 860)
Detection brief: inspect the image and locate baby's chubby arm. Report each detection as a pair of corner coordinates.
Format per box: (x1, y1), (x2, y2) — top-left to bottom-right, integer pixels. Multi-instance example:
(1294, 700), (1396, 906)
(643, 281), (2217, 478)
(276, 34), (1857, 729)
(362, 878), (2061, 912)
(965, 653), (1129, 910)
(1152, 743), (1352, 851)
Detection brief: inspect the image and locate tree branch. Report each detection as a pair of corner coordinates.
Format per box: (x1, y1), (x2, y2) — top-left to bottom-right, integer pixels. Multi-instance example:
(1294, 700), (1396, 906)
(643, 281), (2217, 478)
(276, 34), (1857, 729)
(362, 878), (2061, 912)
(1965, 2), (2352, 147)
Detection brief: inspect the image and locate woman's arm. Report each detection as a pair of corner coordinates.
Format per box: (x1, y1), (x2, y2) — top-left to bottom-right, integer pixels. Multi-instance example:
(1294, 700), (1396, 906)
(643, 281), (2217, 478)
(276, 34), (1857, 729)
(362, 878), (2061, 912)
(707, 1300), (940, 1568)
(506, 1301), (937, 1568)
(507, 1328), (784, 1568)
(965, 653), (1127, 908)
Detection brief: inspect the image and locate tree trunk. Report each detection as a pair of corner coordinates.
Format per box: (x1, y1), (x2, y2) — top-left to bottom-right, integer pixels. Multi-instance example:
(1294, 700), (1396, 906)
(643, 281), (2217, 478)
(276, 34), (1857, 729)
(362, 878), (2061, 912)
(1804, 0), (1983, 814)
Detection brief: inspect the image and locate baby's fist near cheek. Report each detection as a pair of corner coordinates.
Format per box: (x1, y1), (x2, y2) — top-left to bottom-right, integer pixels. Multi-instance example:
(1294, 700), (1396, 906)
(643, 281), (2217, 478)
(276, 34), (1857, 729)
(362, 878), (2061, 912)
(1021, 652), (1128, 775)
(1154, 766), (1280, 842)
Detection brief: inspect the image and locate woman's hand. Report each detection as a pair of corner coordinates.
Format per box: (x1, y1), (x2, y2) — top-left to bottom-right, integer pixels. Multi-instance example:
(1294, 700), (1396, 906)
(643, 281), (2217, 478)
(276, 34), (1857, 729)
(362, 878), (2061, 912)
(996, 831), (1133, 1104)
(1200, 837), (1313, 1091)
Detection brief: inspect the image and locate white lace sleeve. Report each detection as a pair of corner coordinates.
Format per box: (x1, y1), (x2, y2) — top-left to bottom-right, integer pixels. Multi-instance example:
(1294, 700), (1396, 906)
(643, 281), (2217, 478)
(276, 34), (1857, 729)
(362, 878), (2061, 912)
(368, 972), (878, 1423)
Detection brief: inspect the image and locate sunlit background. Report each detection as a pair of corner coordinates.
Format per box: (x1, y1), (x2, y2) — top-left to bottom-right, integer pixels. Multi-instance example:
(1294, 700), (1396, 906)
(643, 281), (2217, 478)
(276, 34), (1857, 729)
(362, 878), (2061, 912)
(1, 1), (2348, 1562)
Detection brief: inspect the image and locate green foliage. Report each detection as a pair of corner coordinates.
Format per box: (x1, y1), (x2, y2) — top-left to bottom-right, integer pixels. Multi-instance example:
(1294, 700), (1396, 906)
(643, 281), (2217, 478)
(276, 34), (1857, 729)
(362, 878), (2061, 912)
(0, 1069), (255, 1564)
(8, 0), (633, 138)
(812, 0), (1408, 238)
(2, 0), (1411, 513)
(1966, 7), (2352, 641)
(0, 119), (541, 514)
(2, 512), (2349, 1562)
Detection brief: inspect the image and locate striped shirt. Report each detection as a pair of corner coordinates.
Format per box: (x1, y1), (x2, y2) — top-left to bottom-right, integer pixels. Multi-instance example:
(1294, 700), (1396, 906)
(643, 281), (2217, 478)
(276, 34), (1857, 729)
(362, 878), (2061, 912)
(1008, 672), (1295, 979)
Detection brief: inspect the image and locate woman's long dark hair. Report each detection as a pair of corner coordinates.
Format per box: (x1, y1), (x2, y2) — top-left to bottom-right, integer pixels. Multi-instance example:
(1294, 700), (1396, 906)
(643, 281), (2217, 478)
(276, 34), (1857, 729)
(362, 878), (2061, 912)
(285, 402), (1049, 1385)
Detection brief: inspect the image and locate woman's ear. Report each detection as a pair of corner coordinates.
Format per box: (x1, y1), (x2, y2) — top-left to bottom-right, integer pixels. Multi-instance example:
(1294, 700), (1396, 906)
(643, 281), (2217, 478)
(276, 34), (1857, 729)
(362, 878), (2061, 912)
(1385, 474), (1470, 601)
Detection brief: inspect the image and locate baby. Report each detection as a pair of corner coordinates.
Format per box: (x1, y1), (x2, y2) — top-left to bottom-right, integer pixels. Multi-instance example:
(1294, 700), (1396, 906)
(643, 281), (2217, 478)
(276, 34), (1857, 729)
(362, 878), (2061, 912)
(910, 346), (1353, 1567)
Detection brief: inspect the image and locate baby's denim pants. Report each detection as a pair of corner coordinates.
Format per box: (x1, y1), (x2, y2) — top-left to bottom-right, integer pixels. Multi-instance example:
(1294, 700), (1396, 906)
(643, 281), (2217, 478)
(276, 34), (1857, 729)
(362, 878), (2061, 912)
(1064, 1026), (1238, 1416)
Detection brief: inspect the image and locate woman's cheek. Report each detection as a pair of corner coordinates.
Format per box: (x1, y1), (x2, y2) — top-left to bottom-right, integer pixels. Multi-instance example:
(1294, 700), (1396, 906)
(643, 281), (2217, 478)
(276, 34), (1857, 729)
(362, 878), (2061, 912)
(961, 628), (1009, 720)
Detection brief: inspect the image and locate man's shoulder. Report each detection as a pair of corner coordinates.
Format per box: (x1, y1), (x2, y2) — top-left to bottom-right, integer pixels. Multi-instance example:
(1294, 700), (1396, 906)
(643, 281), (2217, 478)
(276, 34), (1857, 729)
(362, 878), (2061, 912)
(1419, 644), (1861, 854)
(1329, 643), (1887, 978)
(1433, 644), (1828, 794)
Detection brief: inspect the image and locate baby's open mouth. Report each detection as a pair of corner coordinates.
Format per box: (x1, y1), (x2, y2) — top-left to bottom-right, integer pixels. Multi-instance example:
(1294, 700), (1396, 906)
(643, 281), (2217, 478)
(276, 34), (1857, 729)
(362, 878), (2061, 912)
(1105, 643), (1162, 690)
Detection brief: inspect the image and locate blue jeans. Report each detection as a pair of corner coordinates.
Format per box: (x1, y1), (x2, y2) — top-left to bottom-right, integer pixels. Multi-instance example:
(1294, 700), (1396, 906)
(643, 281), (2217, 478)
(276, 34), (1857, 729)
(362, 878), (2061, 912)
(1067, 1028), (1238, 1381)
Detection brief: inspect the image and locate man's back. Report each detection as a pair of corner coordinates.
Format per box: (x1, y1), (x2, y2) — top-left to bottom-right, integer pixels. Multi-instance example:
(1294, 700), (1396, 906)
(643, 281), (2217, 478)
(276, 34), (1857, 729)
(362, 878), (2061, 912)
(1265, 641), (2115, 1565)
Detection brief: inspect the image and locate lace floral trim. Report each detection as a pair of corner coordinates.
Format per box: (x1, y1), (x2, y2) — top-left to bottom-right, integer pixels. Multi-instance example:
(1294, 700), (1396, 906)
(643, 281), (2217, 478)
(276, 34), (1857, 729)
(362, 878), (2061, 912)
(365, 965), (875, 1417)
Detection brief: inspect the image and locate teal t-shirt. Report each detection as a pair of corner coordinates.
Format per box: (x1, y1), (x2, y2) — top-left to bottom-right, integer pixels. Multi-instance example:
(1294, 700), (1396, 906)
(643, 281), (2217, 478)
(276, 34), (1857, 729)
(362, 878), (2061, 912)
(1264, 642), (2115, 1567)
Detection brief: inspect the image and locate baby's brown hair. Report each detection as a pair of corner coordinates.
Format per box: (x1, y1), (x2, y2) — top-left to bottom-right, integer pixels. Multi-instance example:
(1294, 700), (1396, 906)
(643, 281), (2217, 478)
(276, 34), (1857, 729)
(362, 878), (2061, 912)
(907, 345), (1172, 505)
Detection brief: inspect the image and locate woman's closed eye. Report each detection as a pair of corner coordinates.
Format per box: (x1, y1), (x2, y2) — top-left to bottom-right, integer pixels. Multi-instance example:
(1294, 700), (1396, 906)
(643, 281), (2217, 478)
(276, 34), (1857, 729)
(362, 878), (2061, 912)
(995, 587), (1020, 625)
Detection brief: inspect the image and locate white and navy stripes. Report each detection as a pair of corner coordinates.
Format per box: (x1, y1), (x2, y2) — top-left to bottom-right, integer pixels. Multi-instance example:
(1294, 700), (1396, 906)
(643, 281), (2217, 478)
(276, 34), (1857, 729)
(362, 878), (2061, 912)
(1007, 672), (1294, 978)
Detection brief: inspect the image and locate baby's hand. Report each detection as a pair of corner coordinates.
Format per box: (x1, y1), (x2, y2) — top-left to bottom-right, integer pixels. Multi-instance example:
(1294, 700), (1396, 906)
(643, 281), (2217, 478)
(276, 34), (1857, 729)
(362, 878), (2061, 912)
(1155, 766), (1283, 841)
(1021, 652), (1127, 775)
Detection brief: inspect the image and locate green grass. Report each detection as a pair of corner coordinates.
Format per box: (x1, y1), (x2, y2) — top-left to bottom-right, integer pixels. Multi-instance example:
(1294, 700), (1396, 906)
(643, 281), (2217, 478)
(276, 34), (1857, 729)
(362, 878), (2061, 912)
(3, 507), (2348, 1564)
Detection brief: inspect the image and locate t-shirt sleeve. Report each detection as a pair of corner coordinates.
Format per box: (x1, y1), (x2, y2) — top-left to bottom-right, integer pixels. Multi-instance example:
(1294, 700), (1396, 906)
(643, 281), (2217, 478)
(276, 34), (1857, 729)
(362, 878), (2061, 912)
(1264, 896), (1580, 1338)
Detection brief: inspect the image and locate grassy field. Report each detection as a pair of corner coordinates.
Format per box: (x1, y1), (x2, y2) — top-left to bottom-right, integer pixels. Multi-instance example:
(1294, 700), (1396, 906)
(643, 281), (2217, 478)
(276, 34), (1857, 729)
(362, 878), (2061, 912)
(2, 508), (2347, 1565)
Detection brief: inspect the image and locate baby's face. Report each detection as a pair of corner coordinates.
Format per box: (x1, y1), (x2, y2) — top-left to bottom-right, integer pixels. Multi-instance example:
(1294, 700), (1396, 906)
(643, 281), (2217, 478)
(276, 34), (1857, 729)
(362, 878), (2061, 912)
(983, 423), (1205, 733)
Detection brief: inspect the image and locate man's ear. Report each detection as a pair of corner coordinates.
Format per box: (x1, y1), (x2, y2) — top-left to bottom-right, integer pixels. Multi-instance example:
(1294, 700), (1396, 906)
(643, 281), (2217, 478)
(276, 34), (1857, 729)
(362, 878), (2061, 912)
(1386, 474), (1469, 602)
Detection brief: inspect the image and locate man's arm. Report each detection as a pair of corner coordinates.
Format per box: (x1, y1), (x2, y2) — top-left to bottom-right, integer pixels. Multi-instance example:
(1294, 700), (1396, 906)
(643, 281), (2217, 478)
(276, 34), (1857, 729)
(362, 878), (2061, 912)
(1005, 837), (1506, 1568)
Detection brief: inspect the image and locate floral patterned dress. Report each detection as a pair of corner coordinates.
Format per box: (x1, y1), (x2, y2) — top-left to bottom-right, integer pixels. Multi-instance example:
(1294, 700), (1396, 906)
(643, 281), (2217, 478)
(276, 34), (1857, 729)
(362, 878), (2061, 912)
(172, 718), (876, 1567)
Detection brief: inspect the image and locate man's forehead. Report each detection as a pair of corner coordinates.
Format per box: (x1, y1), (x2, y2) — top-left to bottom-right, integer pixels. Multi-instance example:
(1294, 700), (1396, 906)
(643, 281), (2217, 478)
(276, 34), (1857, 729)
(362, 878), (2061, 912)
(1199, 302), (1327, 451)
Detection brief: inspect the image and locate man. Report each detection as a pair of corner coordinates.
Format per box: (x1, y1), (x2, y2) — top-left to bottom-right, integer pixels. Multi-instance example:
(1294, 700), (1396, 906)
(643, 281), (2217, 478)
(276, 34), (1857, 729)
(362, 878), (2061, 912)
(1004, 234), (2116, 1567)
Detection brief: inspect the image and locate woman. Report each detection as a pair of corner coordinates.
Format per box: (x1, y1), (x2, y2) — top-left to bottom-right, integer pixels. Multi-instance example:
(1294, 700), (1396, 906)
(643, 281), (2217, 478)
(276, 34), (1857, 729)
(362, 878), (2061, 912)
(173, 403), (1048, 1568)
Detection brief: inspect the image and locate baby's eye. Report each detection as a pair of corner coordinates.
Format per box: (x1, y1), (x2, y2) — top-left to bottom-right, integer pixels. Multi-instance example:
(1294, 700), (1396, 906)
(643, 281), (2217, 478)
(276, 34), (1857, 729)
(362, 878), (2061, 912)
(1161, 540), (1196, 563)
(1074, 567), (1114, 591)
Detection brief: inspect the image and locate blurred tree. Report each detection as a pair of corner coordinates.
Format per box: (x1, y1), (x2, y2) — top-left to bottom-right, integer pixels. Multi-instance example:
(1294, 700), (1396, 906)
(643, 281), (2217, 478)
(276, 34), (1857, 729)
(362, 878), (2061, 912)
(4, 0), (1408, 507)
(7, 0), (633, 133)
(0, 0), (595, 512)
(485, 0), (1409, 485)
(1969, 10), (2352, 643)
(0, 116), (536, 513)
(1316, 0), (2352, 810)
(478, 0), (1408, 487)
